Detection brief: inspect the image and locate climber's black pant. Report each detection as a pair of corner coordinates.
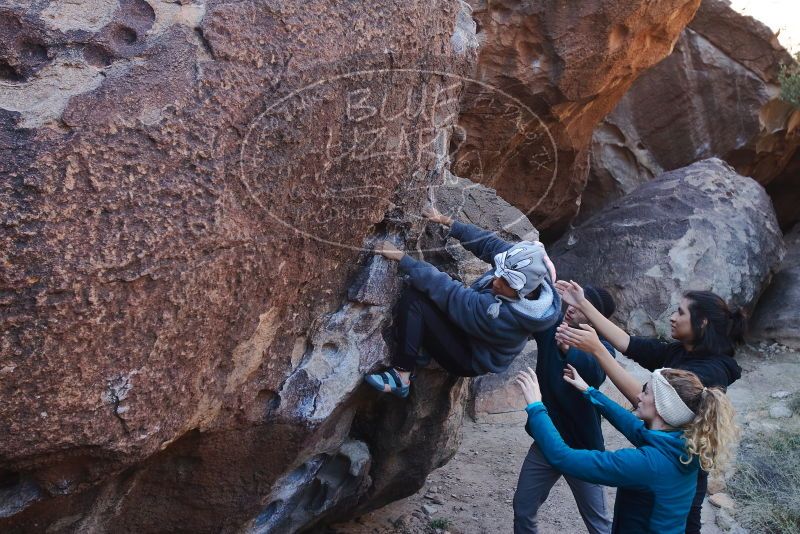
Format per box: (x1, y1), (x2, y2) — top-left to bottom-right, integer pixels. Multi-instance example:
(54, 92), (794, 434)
(685, 469), (708, 534)
(393, 287), (478, 377)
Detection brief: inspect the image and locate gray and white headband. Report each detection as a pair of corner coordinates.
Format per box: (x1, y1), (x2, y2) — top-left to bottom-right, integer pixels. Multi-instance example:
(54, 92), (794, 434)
(652, 369), (697, 427)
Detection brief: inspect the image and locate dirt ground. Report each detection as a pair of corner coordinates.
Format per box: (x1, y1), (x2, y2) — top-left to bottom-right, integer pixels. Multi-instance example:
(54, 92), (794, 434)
(330, 344), (800, 534)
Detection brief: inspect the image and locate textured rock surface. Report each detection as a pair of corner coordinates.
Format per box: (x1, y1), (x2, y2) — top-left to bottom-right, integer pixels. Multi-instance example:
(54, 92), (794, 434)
(469, 346), (535, 423)
(0, 0), (486, 532)
(453, 0), (701, 239)
(551, 159), (785, 337)
(750, 225), (800, 349)
(583, 0), (800, 227)
(421, 171), (539, 283)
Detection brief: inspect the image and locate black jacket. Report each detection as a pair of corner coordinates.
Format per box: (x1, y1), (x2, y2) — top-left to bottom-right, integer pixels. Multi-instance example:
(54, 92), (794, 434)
(534, 320), (615, 451)
(624, 337), (742, 389)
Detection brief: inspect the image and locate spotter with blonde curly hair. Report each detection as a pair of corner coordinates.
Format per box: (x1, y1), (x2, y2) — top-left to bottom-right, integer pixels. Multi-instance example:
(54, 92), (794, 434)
(515, 363), (738, 534)
(555, 280), (744, 533)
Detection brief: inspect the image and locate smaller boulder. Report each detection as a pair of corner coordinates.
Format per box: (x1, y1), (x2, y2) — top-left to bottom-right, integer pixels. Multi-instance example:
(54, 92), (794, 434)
(707, 475), (726, 496)
(769, 403), (793, 420)
(552, 159), (785, 336)
(708, 492), (735, 512)
(469, 346), (536, 423)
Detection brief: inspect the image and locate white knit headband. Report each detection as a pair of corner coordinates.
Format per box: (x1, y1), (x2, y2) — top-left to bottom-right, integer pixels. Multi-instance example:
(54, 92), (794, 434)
(651, 369), (696, 427)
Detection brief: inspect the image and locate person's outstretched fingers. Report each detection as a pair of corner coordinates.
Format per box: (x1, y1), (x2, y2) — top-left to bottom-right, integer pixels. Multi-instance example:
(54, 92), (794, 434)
(521, 375), (531, 390)
(522, 367), (536, 382)
(566, 325), (586, 336)
(558, 327), (581, 342)
(523, 371), (535, 386)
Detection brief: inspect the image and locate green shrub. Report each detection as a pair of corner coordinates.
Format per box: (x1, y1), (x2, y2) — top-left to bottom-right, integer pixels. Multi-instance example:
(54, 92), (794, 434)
(779, 52), (800, 109)
(729, 429), (800, 533)
(428, 517), (451, 531)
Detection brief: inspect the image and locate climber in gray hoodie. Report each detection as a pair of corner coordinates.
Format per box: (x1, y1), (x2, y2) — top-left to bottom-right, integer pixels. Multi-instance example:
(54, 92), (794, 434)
(364, 205), (561, 398)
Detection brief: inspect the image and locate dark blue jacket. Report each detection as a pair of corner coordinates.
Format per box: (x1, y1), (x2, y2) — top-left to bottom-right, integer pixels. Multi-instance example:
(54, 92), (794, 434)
(532, 321), (614, 451)
(526, 388), (700, 534)
(397, 221), (561, 374)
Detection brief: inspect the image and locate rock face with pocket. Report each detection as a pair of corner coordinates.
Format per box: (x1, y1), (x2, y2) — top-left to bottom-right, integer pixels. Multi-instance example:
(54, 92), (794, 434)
(582, 0), (800, 228)
(0, 0), (484, 531)
(551, 158), (785, 337)
(0, 0), (718, 530)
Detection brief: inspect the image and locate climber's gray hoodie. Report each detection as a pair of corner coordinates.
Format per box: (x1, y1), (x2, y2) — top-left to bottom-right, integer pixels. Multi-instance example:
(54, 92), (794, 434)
(397, 220), (561, 374)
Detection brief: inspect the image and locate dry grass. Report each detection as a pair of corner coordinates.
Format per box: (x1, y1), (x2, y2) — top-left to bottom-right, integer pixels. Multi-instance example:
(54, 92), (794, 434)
(729, 427), (800, 534)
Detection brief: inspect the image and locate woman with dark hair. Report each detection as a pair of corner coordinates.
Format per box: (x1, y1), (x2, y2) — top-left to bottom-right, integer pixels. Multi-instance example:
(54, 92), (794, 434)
(554, 282), (745, 534)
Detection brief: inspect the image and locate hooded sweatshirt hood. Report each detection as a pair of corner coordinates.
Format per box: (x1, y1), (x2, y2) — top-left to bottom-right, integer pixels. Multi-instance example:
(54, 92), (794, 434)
(506, 277), (560, 328)
(492, 241), (548, 298)
(641, 427), (698, 474)
(719, 353), (742, 383)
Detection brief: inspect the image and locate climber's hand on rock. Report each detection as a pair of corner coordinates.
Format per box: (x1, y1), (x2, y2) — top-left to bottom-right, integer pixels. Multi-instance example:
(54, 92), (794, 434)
(374, 240), (405, 262)
(422, 204), (453, 226)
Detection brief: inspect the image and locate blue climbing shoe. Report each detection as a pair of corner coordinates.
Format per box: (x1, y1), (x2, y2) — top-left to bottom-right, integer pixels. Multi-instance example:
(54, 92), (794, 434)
(364, 368), (410, 398)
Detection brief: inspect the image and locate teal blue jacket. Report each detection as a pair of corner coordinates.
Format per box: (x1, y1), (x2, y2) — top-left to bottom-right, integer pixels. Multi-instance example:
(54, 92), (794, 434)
(525, 388), (699, 533)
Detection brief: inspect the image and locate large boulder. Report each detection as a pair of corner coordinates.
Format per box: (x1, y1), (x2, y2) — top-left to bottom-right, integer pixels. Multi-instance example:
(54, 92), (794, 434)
(453, 0), (702, 239)
(583, 0), (800, 227)
(0, 0), (485, 532)
(469, 346), (536, 423)
(551, 158), (785, 337)
(750, 225), (800, 349)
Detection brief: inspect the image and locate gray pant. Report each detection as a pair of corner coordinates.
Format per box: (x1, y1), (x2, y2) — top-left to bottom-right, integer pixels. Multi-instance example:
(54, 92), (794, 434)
(513, 443), (612, 534)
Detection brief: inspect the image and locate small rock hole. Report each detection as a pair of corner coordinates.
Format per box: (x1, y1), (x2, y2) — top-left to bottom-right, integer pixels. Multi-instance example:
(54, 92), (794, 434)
(19, 40), (48, 63)
(113, 25), (138, 45)
(83, 44), (114, 67)
(0, 59), (24, 82)
(0, 470), (20, 489)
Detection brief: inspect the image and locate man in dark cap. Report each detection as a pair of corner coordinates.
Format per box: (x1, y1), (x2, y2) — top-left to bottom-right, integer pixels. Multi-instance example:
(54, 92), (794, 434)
(513, 286), (617, 534)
